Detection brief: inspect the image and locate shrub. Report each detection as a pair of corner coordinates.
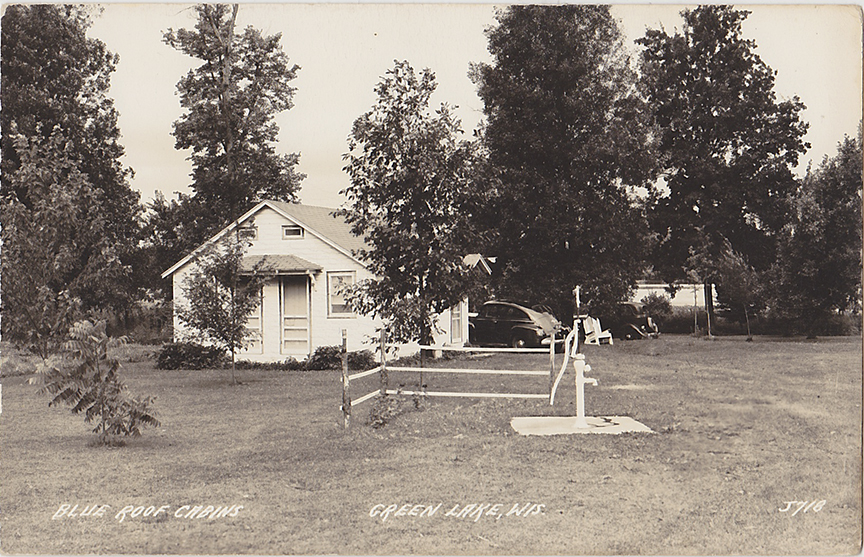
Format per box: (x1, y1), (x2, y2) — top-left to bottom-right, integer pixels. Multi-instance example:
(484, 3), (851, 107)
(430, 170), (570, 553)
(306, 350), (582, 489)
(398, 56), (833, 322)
(234, 348), (376, 372)
(369, 393), (403, 428)
(0, 344), (39, 377)
(305, 345), (343, 370)
(347, 350), (376, 371)
(760, 310), (862, 337)
(156, 342), (224, 370)
(306, 346), (378, 371)
(235, 358), (306, 371)
(658, 306), (861, 337)
(662, 307), (707, 335)
(108, 343), (159, 363)
(640, 292), (673, 327)
(808, 313), (861, 336)
(29, 320), (160, 444)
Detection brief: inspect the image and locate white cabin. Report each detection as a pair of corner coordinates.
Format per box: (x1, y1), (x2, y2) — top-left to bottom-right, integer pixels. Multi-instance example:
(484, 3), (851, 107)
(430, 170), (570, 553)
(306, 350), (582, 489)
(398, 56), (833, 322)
(162, 201), (469, 362)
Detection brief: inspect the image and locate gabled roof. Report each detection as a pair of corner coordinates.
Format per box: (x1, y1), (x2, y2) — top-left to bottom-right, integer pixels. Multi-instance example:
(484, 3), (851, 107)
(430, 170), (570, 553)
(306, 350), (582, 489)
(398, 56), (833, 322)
(463, 253), (497, 275)
(161, 200), (368, 279)
(267, 201), (367, 255)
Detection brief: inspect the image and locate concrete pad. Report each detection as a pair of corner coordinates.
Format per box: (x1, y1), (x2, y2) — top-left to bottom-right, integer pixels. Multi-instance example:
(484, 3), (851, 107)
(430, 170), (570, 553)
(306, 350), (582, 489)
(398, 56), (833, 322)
(510, 415), (654, 436)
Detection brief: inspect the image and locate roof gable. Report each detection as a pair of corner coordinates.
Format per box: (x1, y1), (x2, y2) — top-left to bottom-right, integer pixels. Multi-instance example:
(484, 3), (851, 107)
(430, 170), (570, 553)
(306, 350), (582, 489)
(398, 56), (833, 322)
(161, 200), (368, 279)
(266, 201), (368, 255)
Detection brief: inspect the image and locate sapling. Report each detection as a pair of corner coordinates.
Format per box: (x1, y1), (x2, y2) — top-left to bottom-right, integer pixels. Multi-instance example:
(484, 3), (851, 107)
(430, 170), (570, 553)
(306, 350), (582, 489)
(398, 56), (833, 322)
(30, 320), (160, 445)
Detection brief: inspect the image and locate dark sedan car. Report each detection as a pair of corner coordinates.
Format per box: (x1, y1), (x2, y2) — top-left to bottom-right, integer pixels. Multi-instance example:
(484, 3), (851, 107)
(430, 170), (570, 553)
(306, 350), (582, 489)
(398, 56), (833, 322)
(604, 302), (659, 340)
(469, 301), (565, 348)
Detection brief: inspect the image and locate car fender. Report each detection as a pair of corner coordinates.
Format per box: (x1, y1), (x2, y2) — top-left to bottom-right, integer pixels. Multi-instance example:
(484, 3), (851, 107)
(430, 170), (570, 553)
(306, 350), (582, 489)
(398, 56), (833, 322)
(510, 325), (544, 339)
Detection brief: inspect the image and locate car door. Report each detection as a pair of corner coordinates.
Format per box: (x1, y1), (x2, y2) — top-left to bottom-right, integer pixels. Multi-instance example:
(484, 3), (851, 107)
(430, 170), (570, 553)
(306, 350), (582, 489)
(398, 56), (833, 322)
(501, 306), (532, 344)
(485, 304), (512, 344)
(471, 303), (498, 345)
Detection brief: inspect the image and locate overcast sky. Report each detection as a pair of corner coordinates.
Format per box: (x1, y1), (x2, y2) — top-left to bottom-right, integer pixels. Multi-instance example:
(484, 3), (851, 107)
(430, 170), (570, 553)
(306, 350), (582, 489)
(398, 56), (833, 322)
(87, 3), (863, 209)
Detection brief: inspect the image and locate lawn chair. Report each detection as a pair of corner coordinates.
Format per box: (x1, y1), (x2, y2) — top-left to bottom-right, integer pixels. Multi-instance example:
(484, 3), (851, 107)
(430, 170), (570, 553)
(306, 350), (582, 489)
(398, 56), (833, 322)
(583, 316), (613, 345)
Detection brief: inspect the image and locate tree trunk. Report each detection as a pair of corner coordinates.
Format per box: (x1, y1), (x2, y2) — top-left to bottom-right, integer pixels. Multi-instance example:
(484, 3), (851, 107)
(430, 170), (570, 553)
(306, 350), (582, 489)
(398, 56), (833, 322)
(205, 4), (239, 222)
(704, 282), (714, 338)
(693, 285), (699, 335)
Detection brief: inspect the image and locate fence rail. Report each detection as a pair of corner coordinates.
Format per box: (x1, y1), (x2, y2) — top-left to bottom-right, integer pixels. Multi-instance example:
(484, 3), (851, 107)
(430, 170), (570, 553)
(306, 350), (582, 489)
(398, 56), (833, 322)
(414, 344), (557, 353)
(386, 366), (548, 376)
(339, 330), (561, 427)
(385, 389), (549, 399)
(347, 366), (382, 381)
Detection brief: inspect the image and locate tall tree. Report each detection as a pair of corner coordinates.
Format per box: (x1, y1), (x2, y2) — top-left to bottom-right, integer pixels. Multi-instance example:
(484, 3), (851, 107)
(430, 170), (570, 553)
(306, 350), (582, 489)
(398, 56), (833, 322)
(768, 132), (862, 331)
(1, 5), (141, 356)
(161, 4), (304, 241)
(1, 5), (139, 232)
(340, 60), (478, 344)
(637, 6), (809, 286)
(470, 5), (658, 318)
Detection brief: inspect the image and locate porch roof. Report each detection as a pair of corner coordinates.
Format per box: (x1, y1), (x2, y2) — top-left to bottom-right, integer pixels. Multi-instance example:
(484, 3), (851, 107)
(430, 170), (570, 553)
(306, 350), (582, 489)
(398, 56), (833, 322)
(241, 254), (323, 274)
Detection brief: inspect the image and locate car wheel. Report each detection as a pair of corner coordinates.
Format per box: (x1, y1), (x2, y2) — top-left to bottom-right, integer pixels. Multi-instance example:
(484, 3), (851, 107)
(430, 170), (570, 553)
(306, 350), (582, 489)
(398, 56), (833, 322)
(511, 335), (528, 349)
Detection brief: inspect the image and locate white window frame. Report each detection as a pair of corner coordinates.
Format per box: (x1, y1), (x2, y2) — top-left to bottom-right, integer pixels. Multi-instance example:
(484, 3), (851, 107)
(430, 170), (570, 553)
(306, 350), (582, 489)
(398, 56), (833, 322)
(244, 286), (264, 354)
(451, 300), (463, 344)
(238, 226), (258, 240)
(282, 224), (304, 239)
(327, 271), (356, 318)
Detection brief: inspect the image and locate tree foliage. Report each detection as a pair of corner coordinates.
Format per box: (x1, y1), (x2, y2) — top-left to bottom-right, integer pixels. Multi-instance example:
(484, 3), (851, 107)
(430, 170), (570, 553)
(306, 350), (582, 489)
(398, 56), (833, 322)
(768, 133), (862, 326)
(29, 320), (160, 445)
(715, 241), (762, 339)
(160, 4), (304, 240)
(139, 191), (220, 296)
(340, 60), (478, 344)
(470, 5), (658, 318)
(1, 5), (139, 226)
(1, 5), (141, 357)
(637, 6), (809, 282)
(177, 232), (268, 383)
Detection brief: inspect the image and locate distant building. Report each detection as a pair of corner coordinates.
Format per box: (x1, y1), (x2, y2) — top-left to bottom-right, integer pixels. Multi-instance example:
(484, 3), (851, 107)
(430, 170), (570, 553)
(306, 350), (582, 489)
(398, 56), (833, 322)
(631, 282), (717, 308)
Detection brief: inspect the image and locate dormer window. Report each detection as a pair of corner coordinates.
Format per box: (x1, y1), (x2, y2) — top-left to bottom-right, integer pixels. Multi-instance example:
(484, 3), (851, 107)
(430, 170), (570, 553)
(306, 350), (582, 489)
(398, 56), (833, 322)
(283, 224), (304, 239)
(238, 226), (258, 240)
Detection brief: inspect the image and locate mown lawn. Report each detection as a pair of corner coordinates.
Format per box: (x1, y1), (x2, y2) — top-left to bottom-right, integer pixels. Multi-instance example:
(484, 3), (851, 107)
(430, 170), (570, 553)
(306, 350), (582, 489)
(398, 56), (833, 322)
(1, 335), (861, 555)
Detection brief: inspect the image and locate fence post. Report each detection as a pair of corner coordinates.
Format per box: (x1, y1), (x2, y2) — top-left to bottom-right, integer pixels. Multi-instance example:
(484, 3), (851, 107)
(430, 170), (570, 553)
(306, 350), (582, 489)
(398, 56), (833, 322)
(549, 336), (555, 398)
(379, 328), (388, 396)
(341, 329), (350, 429)
(419, 343), (425, 390)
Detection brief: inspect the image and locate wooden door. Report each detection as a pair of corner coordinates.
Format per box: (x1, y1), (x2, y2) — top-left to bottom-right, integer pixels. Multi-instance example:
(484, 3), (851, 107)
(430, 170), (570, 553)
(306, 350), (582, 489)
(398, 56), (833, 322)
(281, 276), (309, 354)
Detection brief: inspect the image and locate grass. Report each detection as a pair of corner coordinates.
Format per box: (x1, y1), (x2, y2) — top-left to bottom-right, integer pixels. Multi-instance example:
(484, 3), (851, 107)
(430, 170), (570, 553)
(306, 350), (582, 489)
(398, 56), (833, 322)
(1, 335), (861, 555)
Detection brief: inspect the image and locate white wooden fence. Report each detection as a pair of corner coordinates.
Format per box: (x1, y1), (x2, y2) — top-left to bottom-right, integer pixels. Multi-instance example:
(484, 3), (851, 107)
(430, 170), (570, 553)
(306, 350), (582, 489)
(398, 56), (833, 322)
(339, 329), (562, 428)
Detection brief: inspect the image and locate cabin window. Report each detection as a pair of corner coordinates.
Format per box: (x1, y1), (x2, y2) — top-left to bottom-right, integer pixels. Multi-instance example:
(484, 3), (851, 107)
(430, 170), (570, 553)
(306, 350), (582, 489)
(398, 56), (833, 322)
(238, 226), (258, 240)
(327, 271), (355, 317)
(451, 301), (463, 343)
(245, 287), (264, 354)
(282, 224), (304, 239)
